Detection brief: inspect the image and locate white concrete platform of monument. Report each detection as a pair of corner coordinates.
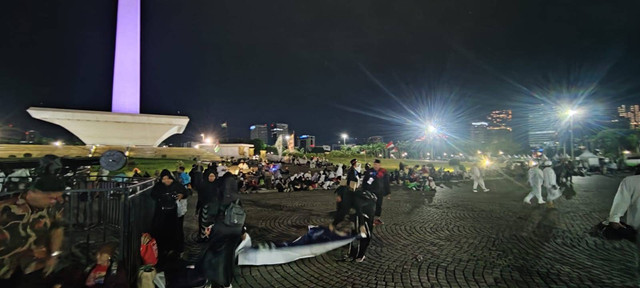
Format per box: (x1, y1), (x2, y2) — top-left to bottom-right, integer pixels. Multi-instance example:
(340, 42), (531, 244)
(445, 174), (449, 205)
(27, 107), (189, 147)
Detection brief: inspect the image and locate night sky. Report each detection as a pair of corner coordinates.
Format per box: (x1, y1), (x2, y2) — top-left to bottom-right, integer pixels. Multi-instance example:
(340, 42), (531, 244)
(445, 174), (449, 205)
(1, 1), (639, 145)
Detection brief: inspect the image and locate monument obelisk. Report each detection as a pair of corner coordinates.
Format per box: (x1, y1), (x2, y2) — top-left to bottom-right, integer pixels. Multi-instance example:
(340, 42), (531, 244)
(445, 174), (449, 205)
(28, 0), (189, 147)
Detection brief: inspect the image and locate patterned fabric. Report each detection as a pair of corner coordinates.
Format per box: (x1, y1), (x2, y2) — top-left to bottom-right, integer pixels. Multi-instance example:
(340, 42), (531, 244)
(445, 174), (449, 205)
(0, 193), (64, 279)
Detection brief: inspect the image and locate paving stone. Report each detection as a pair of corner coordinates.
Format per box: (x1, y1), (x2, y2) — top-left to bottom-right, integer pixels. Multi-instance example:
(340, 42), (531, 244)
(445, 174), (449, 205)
(181, 173), (637, 287)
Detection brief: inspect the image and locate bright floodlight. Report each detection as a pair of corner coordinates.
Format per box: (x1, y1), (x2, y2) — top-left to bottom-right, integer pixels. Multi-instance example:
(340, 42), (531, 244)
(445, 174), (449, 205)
(567, 109), (578, 117)
(623, 150), (631, 155)
(205, 137), (213, 144)
(341, 133), (348, 139)
(427, 124), (437, 133)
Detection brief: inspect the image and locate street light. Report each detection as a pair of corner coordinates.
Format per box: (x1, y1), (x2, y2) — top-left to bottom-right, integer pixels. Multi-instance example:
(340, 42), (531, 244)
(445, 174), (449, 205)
(426, 124), (437, 160)
(341, 133), (348, 145)
(200, 133), (205, 141)
(205, 137), (213, 144)
(566, 109), (579, 160)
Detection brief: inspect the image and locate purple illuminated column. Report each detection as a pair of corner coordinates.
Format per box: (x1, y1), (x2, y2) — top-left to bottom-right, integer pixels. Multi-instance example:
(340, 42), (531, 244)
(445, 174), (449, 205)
(111, 0), (141, 114)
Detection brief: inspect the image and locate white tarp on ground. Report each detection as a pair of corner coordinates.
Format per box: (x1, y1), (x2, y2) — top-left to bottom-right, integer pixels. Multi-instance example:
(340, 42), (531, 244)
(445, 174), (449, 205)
(236, 226), (355, 266)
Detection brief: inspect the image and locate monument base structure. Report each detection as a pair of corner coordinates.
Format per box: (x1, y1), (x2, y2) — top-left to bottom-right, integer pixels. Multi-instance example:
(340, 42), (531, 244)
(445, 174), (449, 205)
(27, 107), (189, 147)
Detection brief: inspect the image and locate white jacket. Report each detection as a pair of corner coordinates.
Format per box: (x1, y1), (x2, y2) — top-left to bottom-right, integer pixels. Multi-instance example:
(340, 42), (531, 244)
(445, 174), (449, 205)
(542, 167), (557, 188)
(528, 167), (543, 187)
(608, 175), (640, 229)
(471, 166), (482, 180)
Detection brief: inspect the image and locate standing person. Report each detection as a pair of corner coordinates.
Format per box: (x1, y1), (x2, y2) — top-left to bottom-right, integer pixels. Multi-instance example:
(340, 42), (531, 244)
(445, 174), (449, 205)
(201, 166), (244, 288)
(371, 159), (391, 226)
(0, 165), (66, 287)
(330, 159), (360, 233)
(196, 169), (218, 242)
(347, 159), (360, 191)
(336, 164), (344, 178)
(471, 163), (490, 193)
(347, 164), (378, 262)
(150, 169), (189, 265)
(542, 161), (562, 207)
(524, 162), (545, 205)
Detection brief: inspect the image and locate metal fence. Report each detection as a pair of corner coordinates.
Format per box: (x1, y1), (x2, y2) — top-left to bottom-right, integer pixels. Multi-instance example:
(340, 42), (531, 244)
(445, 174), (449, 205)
(0, 175), (157, 285)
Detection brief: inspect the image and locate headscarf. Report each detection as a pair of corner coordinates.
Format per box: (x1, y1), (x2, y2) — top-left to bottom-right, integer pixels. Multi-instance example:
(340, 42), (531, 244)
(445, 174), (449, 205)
(159, 169), (174, 180)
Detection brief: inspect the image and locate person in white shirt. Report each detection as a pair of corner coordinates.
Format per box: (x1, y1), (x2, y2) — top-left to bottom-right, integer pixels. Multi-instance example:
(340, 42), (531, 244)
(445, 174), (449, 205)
(608, 171), (640, 230)
(524, 161), (545, 204)
(471, 163), (489, 193)
(542, 161), (562, 207)
(336, 165), (344, 178)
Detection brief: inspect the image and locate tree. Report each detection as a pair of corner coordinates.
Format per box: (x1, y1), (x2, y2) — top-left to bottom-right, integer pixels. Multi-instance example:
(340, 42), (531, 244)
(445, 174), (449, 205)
(249, 139), (266, 155)
(594, 129), (640, 159)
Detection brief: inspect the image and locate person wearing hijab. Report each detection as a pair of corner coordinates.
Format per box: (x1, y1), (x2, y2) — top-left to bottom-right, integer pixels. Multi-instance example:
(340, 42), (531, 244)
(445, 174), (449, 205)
(202, 166), (243, 288)
(150, 169), (189, 264)
(471, 162), (490, 193)
(196, 169), (219, 242)
(524, 161), (545, 205)
(542, 161), (561, 207)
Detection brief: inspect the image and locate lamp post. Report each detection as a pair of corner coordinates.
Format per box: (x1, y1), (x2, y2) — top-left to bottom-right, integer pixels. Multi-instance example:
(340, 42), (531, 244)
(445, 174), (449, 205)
(568, 109), (577, 160)
(341, 133), (348, 146)
(426, 124), (437, 160)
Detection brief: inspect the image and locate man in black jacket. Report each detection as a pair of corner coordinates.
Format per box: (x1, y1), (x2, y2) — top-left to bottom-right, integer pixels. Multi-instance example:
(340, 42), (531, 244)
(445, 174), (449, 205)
(371, 159), (391, 225)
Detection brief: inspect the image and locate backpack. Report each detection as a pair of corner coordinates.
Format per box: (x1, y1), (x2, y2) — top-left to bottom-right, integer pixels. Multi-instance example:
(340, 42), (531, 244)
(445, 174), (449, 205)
(224, 199), (245, 226)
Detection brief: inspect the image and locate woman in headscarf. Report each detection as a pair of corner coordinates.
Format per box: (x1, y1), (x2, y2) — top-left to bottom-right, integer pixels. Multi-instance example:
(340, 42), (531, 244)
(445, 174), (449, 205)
(196, 169), (218, 242)
(150, 169), (189, 265)
(202, 168), (244, 288)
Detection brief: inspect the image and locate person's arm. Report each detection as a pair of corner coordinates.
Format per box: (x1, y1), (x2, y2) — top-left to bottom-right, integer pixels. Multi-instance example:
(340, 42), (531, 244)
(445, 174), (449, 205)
(45, 208), (65, 276)
(609, 179), (631, 224)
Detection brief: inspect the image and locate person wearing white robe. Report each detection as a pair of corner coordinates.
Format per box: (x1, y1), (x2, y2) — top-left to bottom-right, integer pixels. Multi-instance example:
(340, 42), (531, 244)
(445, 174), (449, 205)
(471, 163), (489, 192)
(608, 173), (640, 285)
(524, 162), (545, 204)
(336, 165), (344, 178)
(542, 161), (562, 205)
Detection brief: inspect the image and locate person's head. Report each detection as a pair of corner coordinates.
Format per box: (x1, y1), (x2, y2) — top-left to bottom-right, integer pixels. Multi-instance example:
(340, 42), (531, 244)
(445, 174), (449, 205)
(205, 170), (216, 182)
(373, 159), (381, 170)
(160, 169), (174, 186)
(350, 159), (358, 167)
(26, 174), (65, 209)
(178, 166), (185, 173)
(95, 243), (116, 266)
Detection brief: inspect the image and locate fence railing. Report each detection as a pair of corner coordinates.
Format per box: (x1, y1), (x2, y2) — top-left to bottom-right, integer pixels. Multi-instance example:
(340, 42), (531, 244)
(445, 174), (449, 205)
(0, 175), (157, 285)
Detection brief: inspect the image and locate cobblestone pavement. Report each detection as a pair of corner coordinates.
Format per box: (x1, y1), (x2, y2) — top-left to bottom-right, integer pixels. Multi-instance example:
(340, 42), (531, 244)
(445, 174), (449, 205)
(185, 174), (638, 287)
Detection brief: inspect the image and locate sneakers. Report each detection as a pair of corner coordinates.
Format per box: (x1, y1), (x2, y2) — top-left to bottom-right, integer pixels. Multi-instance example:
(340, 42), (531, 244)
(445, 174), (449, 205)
(483, 189), (490, 192)
(355, 255), (366, 263)
(373, 218), (384, 226)
(523, 200), (531, 205)
(537, 201), (546, 204)
(473, 189), (478, 193)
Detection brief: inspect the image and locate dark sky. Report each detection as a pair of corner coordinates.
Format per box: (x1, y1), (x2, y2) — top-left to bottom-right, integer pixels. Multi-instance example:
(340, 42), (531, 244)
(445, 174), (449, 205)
(1, 0), (639, 145)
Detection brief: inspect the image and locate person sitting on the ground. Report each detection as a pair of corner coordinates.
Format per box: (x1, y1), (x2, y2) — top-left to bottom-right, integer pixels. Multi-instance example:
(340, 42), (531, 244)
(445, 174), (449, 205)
(81, 243), (128, 288)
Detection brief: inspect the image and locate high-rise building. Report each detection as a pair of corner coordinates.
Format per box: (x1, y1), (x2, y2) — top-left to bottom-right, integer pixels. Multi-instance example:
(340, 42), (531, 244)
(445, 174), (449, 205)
(487, 110), (512, 128)
(528, 104), (557, 147)
(269, 123), (289, 145)
(250, 124), (269, 144)
(471, 122), (488, 143)
(617, 105), (640, 129)
(296, 135), (316, 152)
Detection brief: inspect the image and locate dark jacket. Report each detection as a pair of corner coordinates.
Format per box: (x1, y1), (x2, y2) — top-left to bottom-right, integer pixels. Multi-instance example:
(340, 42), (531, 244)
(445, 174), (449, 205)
(346, 167), (359, 188)
(197, 170), (218, 211)
(362, 168), (390, 196)
(151, 170), (190, 210)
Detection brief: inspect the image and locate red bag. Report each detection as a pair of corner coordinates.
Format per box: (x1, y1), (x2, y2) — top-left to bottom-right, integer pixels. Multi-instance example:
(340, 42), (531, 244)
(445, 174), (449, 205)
(140, 233), (158, 266)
